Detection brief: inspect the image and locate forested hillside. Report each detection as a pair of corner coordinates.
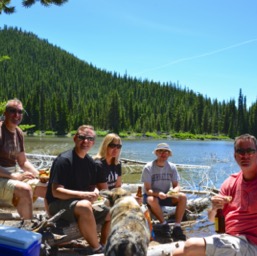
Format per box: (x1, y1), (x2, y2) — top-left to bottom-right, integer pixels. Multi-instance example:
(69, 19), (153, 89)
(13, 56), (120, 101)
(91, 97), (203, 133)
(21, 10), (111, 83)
(1, 26), (257, 138)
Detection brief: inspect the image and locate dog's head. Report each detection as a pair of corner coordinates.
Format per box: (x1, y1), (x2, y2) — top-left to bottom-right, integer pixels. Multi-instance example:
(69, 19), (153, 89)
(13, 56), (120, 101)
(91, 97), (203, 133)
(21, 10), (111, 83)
(105, 235), (148, 256)
(100, 187), (132, 207)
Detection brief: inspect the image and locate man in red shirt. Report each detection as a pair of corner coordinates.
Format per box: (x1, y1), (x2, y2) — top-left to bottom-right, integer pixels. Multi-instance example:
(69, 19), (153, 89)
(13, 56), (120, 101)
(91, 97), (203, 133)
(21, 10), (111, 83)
(173, 134), (257, 255)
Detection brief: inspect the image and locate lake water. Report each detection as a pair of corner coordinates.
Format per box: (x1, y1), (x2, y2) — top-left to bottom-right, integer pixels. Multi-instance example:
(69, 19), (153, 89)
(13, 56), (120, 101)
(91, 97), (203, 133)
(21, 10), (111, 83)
(25, 136), (238, 187)
(25, 136), (239, 238)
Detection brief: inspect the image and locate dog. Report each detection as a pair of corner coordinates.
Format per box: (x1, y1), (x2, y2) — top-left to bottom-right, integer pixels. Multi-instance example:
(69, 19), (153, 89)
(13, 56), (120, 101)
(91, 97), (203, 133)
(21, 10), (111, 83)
(100, 188), (150, 256)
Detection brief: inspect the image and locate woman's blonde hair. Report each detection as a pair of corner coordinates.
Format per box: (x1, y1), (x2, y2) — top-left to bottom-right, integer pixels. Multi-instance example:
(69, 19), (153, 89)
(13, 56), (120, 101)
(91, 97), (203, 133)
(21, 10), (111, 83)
(94, 133), (122, 165)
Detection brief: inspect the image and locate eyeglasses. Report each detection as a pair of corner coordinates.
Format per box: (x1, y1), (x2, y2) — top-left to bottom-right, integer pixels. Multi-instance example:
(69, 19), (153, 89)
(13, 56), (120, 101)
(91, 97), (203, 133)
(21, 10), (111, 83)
(77, 135), (95, 142)
(7, 107), (25, 115)
(235, 148), (256, 156)
(108, 143), (122, 149)
(157, 149), (170, 154)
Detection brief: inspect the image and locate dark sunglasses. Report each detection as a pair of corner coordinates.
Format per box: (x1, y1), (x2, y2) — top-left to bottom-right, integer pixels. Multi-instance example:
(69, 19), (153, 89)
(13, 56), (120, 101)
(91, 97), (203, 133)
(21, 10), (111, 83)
(108, 143), (122, 149)
(77, 135), (95, 142)
(7, 107), (25, 115)
(157, 149), (170, 154)
(235, 148), (256, 156)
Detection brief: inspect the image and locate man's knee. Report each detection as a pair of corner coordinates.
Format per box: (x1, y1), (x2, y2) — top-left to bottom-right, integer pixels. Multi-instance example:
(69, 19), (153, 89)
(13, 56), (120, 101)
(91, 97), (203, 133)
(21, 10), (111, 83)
(75, 200), (93, 215)
(183, 238), (206, 256)
(14, 182), (33, 197)
(147, 196), (158, 206)
(178, 192), (187, 203)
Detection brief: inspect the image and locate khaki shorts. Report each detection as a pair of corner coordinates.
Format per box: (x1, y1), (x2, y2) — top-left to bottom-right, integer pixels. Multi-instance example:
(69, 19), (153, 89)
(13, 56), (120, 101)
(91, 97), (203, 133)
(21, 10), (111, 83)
(0, 166), (47, 206)
(205, 234), (257, 256)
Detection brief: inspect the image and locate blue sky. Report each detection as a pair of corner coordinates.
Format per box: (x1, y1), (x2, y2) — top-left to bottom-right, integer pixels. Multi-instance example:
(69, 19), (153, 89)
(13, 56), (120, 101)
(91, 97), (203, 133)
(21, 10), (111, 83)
(1, 0), (257, 106)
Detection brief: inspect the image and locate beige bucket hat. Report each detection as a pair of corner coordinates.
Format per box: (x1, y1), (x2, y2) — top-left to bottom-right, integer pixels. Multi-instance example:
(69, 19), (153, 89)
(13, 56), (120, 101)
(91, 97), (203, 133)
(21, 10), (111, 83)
(153, 143), (172, 156)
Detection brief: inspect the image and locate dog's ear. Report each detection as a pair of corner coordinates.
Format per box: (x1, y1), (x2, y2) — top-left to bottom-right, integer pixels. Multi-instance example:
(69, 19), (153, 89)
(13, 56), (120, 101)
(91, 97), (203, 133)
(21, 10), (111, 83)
(100, 188), (132, 206)
(111, 188), (132, 204)
(100, 189), (113, 198)
(100, 189), (115, 206)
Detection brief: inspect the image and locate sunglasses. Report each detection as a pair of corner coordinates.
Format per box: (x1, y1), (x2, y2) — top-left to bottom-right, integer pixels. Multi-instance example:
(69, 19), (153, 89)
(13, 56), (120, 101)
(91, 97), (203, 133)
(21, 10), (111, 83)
(108, 143), (122, 149)
(157, 149), (170, 154)
(235, 148), (256, 156)
(77, 135), (95, 142)
(7, 107), (25, 115)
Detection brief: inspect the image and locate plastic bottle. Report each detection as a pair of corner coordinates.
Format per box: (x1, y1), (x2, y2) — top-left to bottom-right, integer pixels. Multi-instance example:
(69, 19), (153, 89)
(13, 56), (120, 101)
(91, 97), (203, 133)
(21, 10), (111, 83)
(214, 209), (225, 233)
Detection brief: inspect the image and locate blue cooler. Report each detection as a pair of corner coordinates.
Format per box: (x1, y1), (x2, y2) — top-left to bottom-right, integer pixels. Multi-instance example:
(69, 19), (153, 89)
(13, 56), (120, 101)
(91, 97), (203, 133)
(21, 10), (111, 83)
(0, 225), (42, 256)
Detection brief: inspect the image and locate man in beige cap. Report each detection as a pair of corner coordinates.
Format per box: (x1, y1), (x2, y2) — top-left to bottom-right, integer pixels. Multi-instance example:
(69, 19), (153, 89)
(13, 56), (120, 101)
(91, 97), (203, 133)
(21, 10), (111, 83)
(141, 143), (187, 241)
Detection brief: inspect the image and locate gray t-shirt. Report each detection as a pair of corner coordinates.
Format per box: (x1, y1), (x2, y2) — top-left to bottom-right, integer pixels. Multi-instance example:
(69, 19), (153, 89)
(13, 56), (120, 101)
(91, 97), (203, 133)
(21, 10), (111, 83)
(141, 160), (180, 193)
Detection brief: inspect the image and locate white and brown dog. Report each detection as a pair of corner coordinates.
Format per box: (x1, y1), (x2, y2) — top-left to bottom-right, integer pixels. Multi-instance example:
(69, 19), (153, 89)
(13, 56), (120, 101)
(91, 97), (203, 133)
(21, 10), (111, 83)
(101, 188), (150, 256)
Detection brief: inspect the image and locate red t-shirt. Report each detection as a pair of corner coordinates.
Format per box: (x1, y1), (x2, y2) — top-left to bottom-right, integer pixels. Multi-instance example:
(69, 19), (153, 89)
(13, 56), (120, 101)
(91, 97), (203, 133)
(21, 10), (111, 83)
(0, 121), (24, 167)
(221, 171), (257, 245)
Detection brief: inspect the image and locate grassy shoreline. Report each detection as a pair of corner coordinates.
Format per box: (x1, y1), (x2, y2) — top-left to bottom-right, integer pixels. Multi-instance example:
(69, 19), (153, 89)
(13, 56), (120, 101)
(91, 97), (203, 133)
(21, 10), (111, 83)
(25, 129), (231, 141)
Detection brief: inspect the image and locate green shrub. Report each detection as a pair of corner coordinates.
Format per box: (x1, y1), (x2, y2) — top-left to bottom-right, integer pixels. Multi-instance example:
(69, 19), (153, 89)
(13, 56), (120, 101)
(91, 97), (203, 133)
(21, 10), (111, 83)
(96, 130), (108, 137)
(45, 130), (56, 135)
(119, 131), (129, 138)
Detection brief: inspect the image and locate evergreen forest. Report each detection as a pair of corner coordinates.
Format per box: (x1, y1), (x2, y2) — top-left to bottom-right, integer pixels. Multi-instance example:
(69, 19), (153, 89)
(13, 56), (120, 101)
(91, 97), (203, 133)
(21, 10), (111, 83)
(1, 26), (257, 138)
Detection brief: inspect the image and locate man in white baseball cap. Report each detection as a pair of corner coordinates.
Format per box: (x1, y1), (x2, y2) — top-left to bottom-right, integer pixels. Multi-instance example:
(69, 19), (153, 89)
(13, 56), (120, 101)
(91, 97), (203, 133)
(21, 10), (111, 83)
(141, 142), (187, 241)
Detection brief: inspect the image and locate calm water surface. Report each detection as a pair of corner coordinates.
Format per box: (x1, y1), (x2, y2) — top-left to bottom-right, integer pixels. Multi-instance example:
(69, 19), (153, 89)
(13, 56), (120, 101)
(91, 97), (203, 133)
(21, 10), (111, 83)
(25, 136), (238, 187)
(25, 136), (238, 238)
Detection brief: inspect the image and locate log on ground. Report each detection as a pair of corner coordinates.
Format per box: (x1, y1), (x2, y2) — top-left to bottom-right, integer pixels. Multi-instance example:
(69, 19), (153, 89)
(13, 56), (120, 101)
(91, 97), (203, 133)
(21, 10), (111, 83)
(89, 241), (185, 256)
